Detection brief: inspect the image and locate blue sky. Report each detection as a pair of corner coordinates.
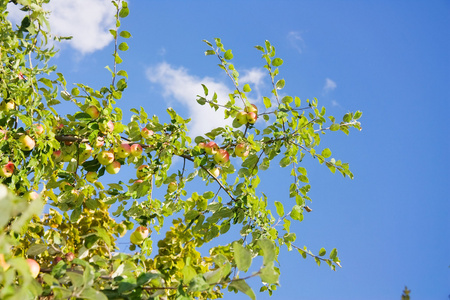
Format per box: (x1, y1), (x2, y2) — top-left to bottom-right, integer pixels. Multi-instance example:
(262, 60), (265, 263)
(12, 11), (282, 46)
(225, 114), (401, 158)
(7, 1), (450, 299)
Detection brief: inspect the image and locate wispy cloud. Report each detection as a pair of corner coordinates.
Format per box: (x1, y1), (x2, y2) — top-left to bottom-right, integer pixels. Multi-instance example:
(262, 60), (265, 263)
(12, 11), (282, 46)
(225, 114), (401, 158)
(287, 31), (305, 54)
(146, 63), (233, 138)
(7, 0), (115, 54)
(146, 63), (266, 138)
(323, 78), (337, 93)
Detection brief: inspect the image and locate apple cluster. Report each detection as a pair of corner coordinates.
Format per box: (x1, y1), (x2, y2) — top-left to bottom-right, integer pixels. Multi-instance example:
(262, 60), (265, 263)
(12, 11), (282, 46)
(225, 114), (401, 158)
(235, 104), (258, 126)
(198, 141), (230, 166)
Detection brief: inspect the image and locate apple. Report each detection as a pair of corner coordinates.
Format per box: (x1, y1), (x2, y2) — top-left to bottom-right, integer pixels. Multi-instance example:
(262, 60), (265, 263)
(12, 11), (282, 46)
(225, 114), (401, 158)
(204, 141), (218, 155)
(106, 120), (114, 133)
(26, 258), (40, 278)
(130, 144), (143, 157)
(24, 191), (39, 201)
(106, 161), (121, 174)
(235, 111), (248, 125)
(65, 252), (75, 262)
(53, 150), (62, 159)
(79, 144), (92, 162)
(0, 161), (14, 177)
(211, 168), (220, 177)
(136, 164), (151, 179)
(95, 136), (104, 148)
(167, 181), (177, 193)
(235, 143), (249, 157)
(86, 172), (98, 183)
(117, 143), (131, 159)
(0, 100), (14, 111)
(98, 150), (114, 165)
(130, 226), (149, 245)
(247, 111), (258, 124)
(141, 127), (154, 139)
(33, 124), (44, 136)
(0, 254), (10, 271)
(53, 256), (62, 265)
(245, 104), (258, 114)
(86, 105), (100, 119)
(214, 149), (230, 165)
(133, 179), (143, 185)
(19, 135), (35, 151)
(198, 142), (206, 150)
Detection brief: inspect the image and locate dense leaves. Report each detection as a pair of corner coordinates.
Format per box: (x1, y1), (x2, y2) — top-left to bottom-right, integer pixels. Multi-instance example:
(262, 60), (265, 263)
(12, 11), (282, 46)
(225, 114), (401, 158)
(0, 1), (361, 299)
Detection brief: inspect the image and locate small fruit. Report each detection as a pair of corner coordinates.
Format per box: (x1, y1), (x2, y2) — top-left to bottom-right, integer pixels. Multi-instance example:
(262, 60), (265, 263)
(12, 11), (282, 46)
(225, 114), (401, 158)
(247, 111), (258, 124)
(79, 144), (92, 162)
(235, 111), (248, 125)
(106, 120), (114, 133)
(86, 172), (98, 183)
(19, 135), (35, 151)
(53, 150), (62, 159)
(214, 149), (230, 165)
(65, 252), (75, 262)
(0, 100), (14, 111)
(141, 127), (154, 139)
(130, 144), (143, 157)
(24, 191), (39, 201)
(26, 258), (40, 278)
(204, 141), (218, 155)
(33, 124), (44, 136)
(198, 142), (206, 150)
(211, 168), (220, 177)
(130, 226), (149, 245)
(95, 136), (105, 148)
(245, 104), (258, 114)
(86, 105), (100, 119)
(106, 161), (121, 174)
(235, 143), (249, 158)
(117, 143), (131, 158)
(0, 162), (14, 177)
(136, 164), (151, 179)
(98, 150), (115, 165)
(53, 257), (62, 265)
(167, 181), (177, 193)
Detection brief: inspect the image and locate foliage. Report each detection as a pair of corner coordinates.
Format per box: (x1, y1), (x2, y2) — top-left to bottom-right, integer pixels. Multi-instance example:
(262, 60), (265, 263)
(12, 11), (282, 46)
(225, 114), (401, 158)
(0, 0), (361, 299)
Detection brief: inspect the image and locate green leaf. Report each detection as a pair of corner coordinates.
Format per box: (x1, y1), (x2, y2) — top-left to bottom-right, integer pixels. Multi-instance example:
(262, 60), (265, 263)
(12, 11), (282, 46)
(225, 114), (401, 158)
(290, 205), (303, 221)
(233, 242), (252, 272)
(319, 248), (326, 256)
(79, 287), (108, 300)
(279, 156), (290, 167)
(187, 275), (209, 292)
(119, 30), (131, 38)
(229, 279), (256, 300)
(321, 148), (332, 158)
(276, 79), (285, 89)
(274, 201), (284, 217)
(243, 84), (251, 92)
(263, 96), (272, 108)
(260, 262), (279, 284)
(118, 42), (129, 51)
(281, 96), (293, 104)
(294, 96), (301, 107)
(257, 238), (276, 265)
(353, 110), (363, 120)
(330, 123), (340, 131)
(205, 50), (215, 56)
(224, 49), (233, 60)
(27, 243), (47, 256)
(119, 7), (129, 18)
(272, 57), (283, 67)
(329, 248), (338, 260)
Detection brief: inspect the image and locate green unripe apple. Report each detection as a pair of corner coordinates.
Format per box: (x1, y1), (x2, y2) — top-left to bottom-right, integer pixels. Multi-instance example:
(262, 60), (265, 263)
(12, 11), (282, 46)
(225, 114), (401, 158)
(106, 161), (121, 174)
(86, 172), (98, 183)
(86, 105), (100, 119)
(235, 111), (248, 125)
(98, 150), (114, 165)
(19, 135), (35, 151)
(136, 164), (151, 179)
(167, 181), (177, 193)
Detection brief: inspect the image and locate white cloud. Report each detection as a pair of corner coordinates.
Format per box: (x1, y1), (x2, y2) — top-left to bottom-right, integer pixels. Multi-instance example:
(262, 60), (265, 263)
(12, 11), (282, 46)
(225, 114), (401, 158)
(240, 68), (266, 99)
(287, 31), (305, 54)
(323, 78), (337, 93)
(7, 0), (115, 54)
(146, 63), (233, 138)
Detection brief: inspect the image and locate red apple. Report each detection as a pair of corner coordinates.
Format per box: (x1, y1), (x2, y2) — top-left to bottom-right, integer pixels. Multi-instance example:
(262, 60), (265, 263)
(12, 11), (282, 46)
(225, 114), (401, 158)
(141, 127), (154, 139)
(198, 142), (206, 150)
(19, 135), (35, 151)
(235, 143), (249, 157)
(95, 136), (104, 148)
(53, 150), (62, 159)
(33, 124), (44, 136)
(106, 161), (121, 174)
(167, 181), (177, 193)
(235, 111), (248, 125)
(214, 149), (230, 165)
(26, 258), (40, 278)
(136, 164), (151, 179)
(204, 141), (218, 155)
(86, 105), (100, 119)
(130, 144), (143, 157)
(245, 104), (258, 114)
(117, 143), (131, 158)
(247, 112), (258, 124)
(86, 172), (98, 183)
(0, 161), (14, 177)
(98, 150), (115, 165)
(106, 120), (114, 133)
